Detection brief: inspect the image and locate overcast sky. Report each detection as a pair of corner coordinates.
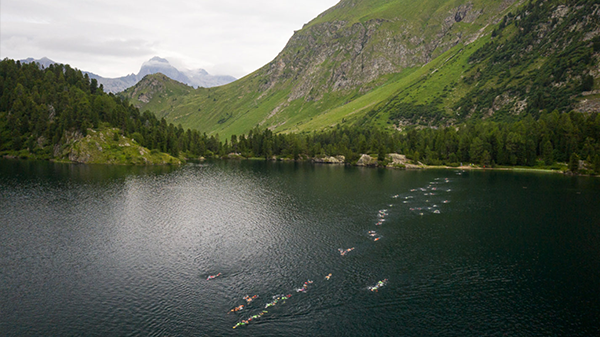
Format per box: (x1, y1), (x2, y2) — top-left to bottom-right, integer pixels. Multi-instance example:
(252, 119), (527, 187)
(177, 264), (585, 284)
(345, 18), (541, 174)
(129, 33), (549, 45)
(1, 0), (339, 78)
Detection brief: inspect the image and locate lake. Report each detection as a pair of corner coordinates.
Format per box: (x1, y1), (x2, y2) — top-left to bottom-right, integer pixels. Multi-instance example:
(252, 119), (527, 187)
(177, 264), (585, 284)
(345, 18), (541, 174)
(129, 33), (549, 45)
(1, 159), (599, 336)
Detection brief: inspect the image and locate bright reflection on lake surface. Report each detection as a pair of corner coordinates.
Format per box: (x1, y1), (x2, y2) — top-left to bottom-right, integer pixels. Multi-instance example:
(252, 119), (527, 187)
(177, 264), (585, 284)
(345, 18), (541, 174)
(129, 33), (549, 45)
(1, 159), (600, 336)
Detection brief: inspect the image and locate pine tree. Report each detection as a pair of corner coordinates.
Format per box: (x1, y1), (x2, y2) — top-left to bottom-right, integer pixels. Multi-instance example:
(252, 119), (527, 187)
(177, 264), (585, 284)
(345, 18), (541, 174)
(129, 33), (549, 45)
(569, 153), (580, 173)
(582, 74), (594, 92)
(469, 137), (484, 164)
(378, 145), (387, 162)
(543, 140), (554, 165)
(481, 150), (491, 167)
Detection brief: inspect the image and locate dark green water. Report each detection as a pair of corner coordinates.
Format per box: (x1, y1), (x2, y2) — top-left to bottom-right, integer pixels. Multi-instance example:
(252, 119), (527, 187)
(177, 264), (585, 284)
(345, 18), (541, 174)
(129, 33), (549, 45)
(1, 159), (599, 336)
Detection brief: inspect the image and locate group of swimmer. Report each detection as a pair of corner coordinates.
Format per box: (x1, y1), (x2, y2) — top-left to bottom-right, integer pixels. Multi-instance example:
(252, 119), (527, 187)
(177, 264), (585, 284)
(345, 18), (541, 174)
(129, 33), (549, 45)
(231, 294), (293, 328)
(265, 294), (292, 308)
(228, 176), (459, 330)
(377, 209), (388, 224)
(232, 311), (268, 329)
(232, 275), (327, 329)
(403, 177), (455, 215)
(368, 279), (388, 292)
(244, 295), (258, 303)
(370, 208), (388, 240)
(296, 279), (313, 292)
(228, 295), (259, 313)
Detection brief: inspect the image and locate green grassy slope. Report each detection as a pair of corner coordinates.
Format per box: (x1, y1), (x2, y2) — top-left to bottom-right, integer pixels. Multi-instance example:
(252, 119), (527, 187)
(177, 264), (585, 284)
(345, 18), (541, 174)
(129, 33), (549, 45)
(123, 0), (600, 138)
(122, 0), (520, 137)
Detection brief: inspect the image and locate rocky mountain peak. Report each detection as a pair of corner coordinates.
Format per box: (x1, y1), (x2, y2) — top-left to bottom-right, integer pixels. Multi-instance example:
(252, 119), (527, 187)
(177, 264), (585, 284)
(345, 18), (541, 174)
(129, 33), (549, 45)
(258, 0), (495, 103)
(147, 56), (169, 63)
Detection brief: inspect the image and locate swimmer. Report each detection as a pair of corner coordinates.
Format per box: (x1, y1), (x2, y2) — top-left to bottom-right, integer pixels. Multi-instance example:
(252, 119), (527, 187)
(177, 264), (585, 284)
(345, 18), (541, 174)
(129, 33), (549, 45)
(228, 305), (244, 313)
(325, 273), (332, 280)
(207, 273), (221, 280)
(339, 247), (355, 256)
(243, 295), (258, 303)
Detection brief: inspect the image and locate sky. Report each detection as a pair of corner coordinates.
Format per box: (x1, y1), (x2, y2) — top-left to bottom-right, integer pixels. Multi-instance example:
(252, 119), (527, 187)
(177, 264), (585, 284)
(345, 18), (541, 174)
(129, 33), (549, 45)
(0, 0), (340, 79)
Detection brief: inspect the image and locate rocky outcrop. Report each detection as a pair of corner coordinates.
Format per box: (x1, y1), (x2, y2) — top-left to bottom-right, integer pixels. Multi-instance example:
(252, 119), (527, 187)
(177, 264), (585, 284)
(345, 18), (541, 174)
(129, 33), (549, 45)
(354, 153), (422, 168)
(61, 128), (181, 165)
(128, 74), (169, 106)
(356, 154), (378, 166)
(576, 96), (600, 113)
(312, 155), (345, 164)
(227, 153), (245, 159)
(386, 153), (423, 168)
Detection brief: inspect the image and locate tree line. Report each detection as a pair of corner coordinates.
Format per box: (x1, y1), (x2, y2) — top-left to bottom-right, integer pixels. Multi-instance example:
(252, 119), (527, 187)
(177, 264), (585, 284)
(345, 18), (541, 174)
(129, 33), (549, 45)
(1, 58), (599, 174)
(224, 111), (600, 174)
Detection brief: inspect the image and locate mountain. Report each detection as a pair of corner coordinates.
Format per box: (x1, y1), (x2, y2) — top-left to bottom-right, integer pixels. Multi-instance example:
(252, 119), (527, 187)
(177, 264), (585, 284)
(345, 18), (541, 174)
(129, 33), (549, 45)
(20, 57), (56, 68)
(20, 57), (237, 93)
(123, 0), (600, 138)
(120, 73), (195, 116)
(88, 57), (237, 93)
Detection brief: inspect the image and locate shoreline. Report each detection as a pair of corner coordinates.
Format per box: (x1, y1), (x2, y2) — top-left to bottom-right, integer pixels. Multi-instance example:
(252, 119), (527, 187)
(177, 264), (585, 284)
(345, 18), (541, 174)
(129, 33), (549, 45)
(216, 154), (598, 177)
(3, 155), (597, 177)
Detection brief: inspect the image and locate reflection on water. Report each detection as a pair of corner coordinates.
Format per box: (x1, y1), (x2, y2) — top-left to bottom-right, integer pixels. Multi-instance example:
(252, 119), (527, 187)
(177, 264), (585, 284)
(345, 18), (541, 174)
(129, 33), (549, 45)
(1, 159), (599, 336)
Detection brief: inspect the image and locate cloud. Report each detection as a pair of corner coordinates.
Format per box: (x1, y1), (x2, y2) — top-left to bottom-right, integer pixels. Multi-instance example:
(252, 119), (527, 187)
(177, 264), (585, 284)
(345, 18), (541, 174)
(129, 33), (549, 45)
(37, 37), (157, 57)
(206, 63), (246, 78)
(0, 0), (340, 78)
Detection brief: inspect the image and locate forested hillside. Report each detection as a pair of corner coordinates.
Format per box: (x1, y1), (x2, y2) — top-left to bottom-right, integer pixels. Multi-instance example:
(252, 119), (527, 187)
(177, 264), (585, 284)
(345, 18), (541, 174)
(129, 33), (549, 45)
(372, 0), (600, 126)
(214, 110), (600, 174)
(0, 59), (221, 163)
